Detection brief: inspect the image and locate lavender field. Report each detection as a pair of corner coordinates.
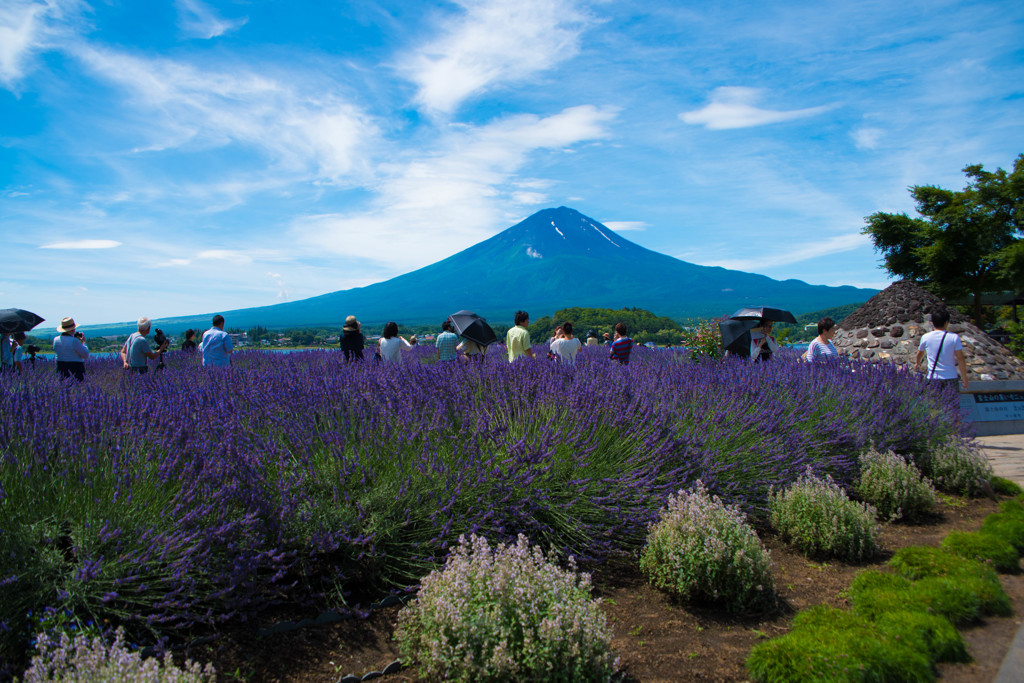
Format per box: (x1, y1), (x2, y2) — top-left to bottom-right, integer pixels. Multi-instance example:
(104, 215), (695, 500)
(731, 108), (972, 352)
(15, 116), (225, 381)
(0, 345), (968, 674)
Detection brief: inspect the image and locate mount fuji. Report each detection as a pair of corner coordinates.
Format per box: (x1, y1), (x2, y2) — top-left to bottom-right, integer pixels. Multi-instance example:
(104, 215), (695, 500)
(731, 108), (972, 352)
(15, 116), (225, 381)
(85, 207), (876, 334)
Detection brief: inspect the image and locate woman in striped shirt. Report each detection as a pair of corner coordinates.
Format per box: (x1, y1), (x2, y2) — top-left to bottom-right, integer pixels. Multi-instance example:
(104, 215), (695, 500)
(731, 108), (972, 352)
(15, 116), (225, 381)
(806, 317), (839, 363)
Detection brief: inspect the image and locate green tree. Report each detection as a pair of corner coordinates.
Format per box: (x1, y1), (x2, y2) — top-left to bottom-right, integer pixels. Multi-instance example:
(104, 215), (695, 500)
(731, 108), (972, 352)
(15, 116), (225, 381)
(863, 154), (1024, 322)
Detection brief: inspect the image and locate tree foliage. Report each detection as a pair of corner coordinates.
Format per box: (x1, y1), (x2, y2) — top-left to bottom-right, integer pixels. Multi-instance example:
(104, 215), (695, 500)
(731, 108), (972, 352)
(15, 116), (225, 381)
(529, 307), (684, 345)
(862, 154), (1024, 321)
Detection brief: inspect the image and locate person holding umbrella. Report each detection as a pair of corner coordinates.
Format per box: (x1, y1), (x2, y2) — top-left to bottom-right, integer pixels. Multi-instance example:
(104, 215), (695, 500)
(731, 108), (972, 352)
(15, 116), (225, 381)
(750, 319), (780, 362)
(53, 316), (89, 381)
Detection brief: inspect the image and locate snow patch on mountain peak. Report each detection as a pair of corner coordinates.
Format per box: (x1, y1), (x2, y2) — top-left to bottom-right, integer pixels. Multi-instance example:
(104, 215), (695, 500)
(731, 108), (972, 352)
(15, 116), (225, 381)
(526, 247), (543, 259)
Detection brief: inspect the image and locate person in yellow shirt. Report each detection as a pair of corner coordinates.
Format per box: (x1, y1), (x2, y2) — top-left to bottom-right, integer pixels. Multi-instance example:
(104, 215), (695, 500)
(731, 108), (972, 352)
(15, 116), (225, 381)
(506, 310), (535, 362)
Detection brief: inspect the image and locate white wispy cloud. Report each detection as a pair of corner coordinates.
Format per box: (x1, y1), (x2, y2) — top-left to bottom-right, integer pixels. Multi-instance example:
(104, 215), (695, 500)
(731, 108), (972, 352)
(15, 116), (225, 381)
(40, 239), (122, 250)
(402, 0), (593, 115)
(696, 232), (868, 270)
(852, 126), (883, 150)
(72, 45), (377, 181)
(604, 221), (646, 231)
(295, 104), (617, 269)
(155, 258), (192, 267)
(680, 87), (834, 130)
(175, 0), (247, 40)
(0, 0), (81, 87)
(197, 249), (253, 265)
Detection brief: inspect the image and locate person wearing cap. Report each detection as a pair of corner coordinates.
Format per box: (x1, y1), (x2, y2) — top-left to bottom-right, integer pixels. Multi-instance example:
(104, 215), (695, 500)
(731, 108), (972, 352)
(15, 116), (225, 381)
(120, 317), (169, 375)
(53, 317), (89, 381)
(200, 314), (233, 368)
(340, 315), (365, 362)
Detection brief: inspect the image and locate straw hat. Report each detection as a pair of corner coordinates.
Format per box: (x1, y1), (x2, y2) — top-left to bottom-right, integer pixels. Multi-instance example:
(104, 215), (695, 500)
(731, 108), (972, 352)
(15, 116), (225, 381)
(342, 315), (360, 332)
(57, 317), (77, 334)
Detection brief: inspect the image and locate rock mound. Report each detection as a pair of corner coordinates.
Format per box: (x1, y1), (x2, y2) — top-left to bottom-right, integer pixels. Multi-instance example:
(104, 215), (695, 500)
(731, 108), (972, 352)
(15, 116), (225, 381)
(833, 280), (1024, 381)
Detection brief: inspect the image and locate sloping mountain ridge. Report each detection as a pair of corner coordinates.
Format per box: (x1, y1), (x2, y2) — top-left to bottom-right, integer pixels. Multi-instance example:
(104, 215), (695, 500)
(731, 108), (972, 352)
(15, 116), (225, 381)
(83, 207), (877, 335)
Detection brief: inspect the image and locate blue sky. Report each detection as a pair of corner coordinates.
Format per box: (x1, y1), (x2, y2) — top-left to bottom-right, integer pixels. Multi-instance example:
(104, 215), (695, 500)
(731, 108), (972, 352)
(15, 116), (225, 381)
(2, 0), (1023, 328)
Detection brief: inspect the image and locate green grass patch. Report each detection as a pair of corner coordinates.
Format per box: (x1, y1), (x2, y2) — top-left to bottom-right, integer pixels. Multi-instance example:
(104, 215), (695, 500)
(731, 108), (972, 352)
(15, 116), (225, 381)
(981, 513), (1024, 555)
(991, 476), (1023, 496)
(941, 531), (1019, 573)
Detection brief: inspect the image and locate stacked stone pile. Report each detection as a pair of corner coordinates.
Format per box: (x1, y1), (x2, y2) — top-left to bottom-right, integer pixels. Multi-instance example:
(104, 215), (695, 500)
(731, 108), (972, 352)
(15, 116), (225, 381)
(832, 280), (1024, 381)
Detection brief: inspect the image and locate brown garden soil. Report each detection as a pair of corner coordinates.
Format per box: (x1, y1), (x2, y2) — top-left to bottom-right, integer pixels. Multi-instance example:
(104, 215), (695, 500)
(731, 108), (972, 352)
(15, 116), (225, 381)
(191, 494), (1024, 682)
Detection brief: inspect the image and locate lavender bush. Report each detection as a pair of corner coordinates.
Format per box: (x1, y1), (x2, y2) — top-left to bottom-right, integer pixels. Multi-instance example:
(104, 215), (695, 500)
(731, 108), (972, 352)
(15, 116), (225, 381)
(395, 534), (617, 682)
(855, 447), (938, 522)
(769, 467), (879, 561)
(19, 628), (215, 682)
(640, 481), (774, 612)
(0, 346), (966, 672)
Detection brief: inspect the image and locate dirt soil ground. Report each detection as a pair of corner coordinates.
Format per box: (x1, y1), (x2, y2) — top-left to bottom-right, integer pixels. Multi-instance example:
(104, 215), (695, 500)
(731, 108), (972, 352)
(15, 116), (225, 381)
(192, 494), (1023, 682)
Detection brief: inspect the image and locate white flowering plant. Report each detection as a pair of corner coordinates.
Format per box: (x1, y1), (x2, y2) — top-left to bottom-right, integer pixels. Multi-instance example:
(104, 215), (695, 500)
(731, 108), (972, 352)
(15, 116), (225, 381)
(769, 467), (880, 561)
(640, 481), (775, 613)
(925, 438), (994, 497)
(856, 448), (937, 522)
(395, 534), (618, 682)
(19, 628), (215, 683)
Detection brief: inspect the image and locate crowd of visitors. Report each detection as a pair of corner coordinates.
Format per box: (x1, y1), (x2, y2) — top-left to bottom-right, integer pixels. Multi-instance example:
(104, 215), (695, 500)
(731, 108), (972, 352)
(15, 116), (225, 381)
(0, 307), (968, 388)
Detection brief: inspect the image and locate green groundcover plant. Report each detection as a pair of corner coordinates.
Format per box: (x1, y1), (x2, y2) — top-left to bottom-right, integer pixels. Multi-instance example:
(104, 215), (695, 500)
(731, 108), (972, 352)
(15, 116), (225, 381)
(395, 534), (617, 683)
(746, 605), (938, 682)
(941, 531), (1019, 573)
(991, 477), (1023, 496)
(856, 448), (937, 522)
(981, 513), (1024, 554)
(768, 467), (879, 561)
(18, 628), (215, 683)
(887, 547), (1012, 620)
(640, 481), (774, 613)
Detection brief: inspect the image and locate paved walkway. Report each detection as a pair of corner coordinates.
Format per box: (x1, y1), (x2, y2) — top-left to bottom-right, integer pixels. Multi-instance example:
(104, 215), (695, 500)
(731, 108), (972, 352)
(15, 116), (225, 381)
(977, 435), (1024, 683)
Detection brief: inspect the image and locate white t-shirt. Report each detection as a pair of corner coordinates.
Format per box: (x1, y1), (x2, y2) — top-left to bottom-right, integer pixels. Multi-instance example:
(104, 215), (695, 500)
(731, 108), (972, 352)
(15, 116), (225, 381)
(919, 330), (963, 380)
(550, 337), (583, 365)
(379, 336), (411, 362)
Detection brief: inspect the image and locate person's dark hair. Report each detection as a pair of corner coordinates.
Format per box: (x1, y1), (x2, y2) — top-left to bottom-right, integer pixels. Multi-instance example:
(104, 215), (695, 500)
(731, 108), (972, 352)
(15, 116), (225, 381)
(817, 317), (835, 336)
(185, 329), (195, 340)
(383, 321), (399, 339)
(515, 310), (529, 326)
(562, 322), (574, 336)
(13, 331), (25, 343)
(212, 314), (225, 327)
(615, 322), (627, 336)
(442, 320), (453, 332)
(931, 308), (950, 329)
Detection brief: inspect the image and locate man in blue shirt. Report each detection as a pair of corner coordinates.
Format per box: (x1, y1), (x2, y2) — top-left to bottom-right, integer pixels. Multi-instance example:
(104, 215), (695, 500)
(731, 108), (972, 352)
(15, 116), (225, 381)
(436, 320), (459, 362)
(120, 317), (168, 374)
(200, 314), (234, 367)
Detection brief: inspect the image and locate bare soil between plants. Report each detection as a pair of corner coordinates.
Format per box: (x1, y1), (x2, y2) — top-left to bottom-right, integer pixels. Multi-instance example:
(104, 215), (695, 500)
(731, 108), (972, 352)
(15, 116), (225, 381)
(193, 495), (1023, 682)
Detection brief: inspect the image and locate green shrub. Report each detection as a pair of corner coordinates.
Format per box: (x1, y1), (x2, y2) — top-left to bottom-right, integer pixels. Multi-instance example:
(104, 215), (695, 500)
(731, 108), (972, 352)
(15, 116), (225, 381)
(640, 481), (775, 613)
(888, 547), (1012, 619)
(874, 610), (969, 664)
(768, 467), (879, 561)
(19, 628), (215, 682)
(941, 531), (1019, 573)
(395, 534), (617, 683)
(849, 569), (983, 626)
(924, 439), (994, 497)
(746, 605), (933, 683)
(991, 476), (1023, 496)
(856, 448), (937, 521)
(1000, 499), (1024, 517)
(981, 513), (1024, 554)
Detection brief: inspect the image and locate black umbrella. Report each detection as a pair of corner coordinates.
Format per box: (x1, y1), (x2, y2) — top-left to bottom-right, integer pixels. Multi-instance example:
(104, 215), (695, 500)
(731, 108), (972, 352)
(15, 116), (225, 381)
(718, 318), (760, 355)
(448, 310), (499, 347)
(0, 308), (45, 335)
(729, 306), (798, 324)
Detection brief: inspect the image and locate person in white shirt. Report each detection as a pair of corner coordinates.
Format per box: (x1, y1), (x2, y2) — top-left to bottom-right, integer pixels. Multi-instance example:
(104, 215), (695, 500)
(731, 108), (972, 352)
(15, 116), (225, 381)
(200, 315), (234, 368)
(379, 321), (412, 363)
(806, 317), (839, 363)
(550, 321), (583, 366)
(915, 308), (968, 390)
(53, 316), (89, 381)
